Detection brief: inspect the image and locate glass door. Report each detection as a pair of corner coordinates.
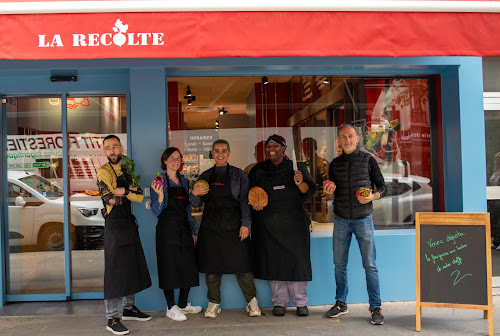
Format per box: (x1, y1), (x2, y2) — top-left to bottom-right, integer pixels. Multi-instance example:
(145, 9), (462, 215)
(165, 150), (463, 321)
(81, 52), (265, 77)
(2, 94), (127, 300)
(67, 96), (127, 296)
(4, 96), (66, 296)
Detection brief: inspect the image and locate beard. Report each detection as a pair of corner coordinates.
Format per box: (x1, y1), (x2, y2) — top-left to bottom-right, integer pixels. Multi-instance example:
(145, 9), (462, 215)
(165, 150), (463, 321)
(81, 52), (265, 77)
(107, 154), (122, 165)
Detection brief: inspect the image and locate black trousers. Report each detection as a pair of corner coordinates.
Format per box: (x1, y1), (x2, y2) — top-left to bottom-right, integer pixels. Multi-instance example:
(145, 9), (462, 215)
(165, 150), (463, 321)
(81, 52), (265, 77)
(163, 288), (191, 309)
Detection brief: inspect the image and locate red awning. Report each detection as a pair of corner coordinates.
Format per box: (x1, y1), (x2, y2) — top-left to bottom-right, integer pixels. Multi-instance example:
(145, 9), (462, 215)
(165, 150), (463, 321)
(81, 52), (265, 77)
(1, 10), (500, 59)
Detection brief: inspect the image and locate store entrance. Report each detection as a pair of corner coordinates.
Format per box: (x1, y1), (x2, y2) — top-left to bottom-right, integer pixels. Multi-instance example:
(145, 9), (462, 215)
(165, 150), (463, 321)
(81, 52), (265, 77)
(2, 95), (126, 300)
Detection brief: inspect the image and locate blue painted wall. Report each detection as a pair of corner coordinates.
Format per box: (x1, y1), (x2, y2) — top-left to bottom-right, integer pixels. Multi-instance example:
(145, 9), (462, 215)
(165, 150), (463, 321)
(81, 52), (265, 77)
(0, 56), (487, 309)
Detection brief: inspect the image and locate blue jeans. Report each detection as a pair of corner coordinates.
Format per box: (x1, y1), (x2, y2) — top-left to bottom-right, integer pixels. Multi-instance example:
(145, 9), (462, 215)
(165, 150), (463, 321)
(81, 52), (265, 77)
(333, 214), (381, 310)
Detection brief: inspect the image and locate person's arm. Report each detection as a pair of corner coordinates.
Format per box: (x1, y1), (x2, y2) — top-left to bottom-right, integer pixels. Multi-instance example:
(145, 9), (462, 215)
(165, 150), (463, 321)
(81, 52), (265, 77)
(126, 184), (144, 203)
(369, 157), (386, 199)
(324, 162), (336, 200)
(150, 176), (167, 217)
(189, 170), (210, 207)
(297, 163), (317, 199)
(237, 169), (251, 228)
(182, 177), (196, 236)
(97, 168), (125, 214)
(490, 172), (500, 186)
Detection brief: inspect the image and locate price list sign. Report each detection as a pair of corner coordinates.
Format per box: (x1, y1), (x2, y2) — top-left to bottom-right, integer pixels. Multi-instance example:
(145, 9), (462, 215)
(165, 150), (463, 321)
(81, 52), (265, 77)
(416, 212), (493, 335)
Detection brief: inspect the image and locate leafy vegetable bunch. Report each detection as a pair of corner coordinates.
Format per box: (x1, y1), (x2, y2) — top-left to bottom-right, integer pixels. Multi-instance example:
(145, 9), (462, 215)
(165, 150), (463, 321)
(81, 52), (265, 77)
(121, 154), (141, 187)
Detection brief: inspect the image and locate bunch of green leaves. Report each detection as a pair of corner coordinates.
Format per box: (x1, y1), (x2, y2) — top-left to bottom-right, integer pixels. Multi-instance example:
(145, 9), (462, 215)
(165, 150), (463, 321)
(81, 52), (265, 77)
(121, 154), (141, 187)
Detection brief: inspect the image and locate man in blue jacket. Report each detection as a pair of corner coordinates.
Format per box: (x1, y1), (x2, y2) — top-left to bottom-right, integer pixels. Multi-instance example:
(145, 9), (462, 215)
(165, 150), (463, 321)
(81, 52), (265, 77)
(323, 124), (386, 325)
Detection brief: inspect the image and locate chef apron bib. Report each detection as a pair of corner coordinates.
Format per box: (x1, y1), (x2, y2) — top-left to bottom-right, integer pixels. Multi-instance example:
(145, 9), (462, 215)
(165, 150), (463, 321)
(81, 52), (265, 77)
(104, 163), (151, 299)
(196, 165), (251, 274)
(156, 176), (199, 289)
(252, 161), (312, 281)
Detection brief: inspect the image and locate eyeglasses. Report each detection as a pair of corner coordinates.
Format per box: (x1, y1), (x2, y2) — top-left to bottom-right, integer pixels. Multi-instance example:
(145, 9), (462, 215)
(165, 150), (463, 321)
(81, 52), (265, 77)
(168, 157), (182, 161)
(103, 145), (120, 151)
(213, 149), (228, 154)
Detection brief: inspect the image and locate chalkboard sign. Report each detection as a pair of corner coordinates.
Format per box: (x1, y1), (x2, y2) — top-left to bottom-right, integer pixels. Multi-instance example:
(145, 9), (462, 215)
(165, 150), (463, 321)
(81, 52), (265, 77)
(416, 212), (493, 335)
(420, 224), (487, 305)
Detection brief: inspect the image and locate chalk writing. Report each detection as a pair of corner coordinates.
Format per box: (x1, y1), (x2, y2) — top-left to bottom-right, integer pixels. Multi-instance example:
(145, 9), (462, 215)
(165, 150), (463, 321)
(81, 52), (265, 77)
(451, 270), (472, 285)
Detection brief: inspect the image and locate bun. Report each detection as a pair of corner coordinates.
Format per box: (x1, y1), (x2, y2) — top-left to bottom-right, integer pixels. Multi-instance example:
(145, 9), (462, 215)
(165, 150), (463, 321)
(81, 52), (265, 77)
(248, 186), (268, 207)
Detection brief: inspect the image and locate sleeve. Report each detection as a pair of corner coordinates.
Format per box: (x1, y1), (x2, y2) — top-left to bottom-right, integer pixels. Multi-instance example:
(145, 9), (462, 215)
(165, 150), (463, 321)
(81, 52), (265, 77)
(97, 168), (123, 215)
(238, 170), (251, 228)
(248, 164), (258, 187)
(369, 156), (386, 198)
(189, 169), (210, 207)
(126, 185), (144, 203)
(298, 163), (317, 199)
(328, 161), (335, 183)
(150, 178), (167, 217)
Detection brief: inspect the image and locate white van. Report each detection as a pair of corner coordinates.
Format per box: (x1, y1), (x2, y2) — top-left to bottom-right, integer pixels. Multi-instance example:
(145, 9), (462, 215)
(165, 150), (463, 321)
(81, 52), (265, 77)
(7, 171), (104, 251)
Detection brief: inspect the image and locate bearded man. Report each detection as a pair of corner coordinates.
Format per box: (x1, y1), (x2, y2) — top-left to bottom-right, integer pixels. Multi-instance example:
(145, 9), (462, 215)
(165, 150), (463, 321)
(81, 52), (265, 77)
(97, 135), (152, 335)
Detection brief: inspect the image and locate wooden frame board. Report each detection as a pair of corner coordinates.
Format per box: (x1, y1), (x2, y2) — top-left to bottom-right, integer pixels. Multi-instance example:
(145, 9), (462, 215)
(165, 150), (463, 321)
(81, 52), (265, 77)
(416, 212), (493, 335)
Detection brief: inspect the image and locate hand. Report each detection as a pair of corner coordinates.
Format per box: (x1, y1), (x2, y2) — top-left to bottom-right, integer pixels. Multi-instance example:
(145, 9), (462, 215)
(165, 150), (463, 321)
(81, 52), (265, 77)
(192, 235), (196, 245)
(250, 202), (264, 211)
(357, 191), (375, 204)
(239, 226), (249, 241)
(151, 181), (163, 197)
(129, 185), (138, 192)
(323, 181), (336, 195)
(294, 170), (303, 186)
(192, 183), (209, 196)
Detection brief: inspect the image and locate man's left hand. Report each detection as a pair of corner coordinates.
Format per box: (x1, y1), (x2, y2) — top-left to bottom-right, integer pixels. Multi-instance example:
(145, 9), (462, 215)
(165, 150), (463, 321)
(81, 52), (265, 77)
(358, 192), (377, 204)
(129, 185), (138, 192)
(239, 226), (249, 241)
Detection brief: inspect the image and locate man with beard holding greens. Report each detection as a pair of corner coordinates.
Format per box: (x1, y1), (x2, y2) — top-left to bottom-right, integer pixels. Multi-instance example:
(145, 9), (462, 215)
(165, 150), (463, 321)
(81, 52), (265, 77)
(249, 134), (316, 317)
(97, 135), (152, 335)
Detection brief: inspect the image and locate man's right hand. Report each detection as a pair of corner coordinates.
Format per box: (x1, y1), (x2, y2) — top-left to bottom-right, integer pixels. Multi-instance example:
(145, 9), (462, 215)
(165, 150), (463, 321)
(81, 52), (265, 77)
(250, 203), (264, 211)
(323, 181), (336, 196)
(192, 183), (209, 196)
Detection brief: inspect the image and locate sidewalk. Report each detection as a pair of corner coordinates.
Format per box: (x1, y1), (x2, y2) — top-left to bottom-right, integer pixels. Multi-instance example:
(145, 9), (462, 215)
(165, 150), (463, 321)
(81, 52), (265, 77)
(1, 295), (499, 336)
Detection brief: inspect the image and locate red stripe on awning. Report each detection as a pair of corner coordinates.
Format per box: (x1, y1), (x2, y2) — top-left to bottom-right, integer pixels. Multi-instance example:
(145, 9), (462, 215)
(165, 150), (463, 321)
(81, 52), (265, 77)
(0, 11), (499, 60)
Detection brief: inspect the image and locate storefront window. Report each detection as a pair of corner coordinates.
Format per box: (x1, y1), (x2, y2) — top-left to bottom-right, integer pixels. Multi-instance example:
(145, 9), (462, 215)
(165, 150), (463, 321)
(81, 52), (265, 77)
(167, 76), (434, 231)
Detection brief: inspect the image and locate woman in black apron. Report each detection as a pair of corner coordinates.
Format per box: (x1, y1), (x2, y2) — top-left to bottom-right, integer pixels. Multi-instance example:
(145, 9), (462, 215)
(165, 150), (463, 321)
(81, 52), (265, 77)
(249, 134), (317, 317)
(191, 139), (261, 318)
(150, 147), (201, 321)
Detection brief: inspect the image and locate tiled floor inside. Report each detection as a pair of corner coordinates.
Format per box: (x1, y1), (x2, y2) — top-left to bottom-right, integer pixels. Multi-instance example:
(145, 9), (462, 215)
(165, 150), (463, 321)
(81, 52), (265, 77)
(0, 300), (105, 316)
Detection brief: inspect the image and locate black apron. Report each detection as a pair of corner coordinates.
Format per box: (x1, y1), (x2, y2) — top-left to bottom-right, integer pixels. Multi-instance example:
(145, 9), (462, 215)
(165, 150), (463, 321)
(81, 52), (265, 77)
(196, 165), (252, 274)
(156, 177), (199, 289)
(251, 161), (312, 281)
(103, 164), (152, 299)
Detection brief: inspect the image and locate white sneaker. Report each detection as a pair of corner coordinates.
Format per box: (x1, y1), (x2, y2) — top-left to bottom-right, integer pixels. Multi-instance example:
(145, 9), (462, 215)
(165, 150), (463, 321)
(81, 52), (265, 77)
(204, 302), (221, 318)
(180, 303), (203, 314)
(496, 245), (500, 251)
(166, 305), (187, 321)
(246, 297), (262, 317)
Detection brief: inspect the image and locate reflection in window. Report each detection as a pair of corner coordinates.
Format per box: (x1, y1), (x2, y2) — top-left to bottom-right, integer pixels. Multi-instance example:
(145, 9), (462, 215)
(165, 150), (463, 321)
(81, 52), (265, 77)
(168, 76), (434, 230)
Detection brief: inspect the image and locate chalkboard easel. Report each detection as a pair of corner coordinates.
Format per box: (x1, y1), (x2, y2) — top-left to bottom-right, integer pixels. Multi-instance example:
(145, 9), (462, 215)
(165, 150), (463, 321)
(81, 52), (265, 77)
(416, 212), (493, 336)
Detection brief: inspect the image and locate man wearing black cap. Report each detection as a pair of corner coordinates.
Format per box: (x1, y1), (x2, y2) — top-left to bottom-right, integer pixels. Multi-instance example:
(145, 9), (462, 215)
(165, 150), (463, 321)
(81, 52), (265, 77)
(249, 134), (317, 317)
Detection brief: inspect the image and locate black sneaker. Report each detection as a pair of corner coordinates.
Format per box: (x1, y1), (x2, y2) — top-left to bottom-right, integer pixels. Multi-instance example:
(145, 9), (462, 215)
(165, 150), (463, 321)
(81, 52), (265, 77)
(106, 318), (129, 335)
(370, 307), (384, 325)
(326, 301), (348, 318)
(296, 306), (309, 317)
(272, 306), (286, 316)
(122, 305), (152, 321)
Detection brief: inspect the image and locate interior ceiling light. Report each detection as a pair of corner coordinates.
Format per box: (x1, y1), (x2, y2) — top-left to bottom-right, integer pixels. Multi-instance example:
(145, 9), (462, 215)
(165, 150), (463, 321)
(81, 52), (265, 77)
(187, 99), (192, 106)
(215, 120), (219, 126)
(218, 107), (228, 115)
(186, 85), (192, 97)
(323, 76), (330, 84)
(262, 76), (269, 85)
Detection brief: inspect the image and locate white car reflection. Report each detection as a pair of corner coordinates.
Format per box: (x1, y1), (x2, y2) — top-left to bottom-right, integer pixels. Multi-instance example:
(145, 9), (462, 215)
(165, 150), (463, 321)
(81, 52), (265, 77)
(372, 174), (433, 227)
(8, 171), (104, 251)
